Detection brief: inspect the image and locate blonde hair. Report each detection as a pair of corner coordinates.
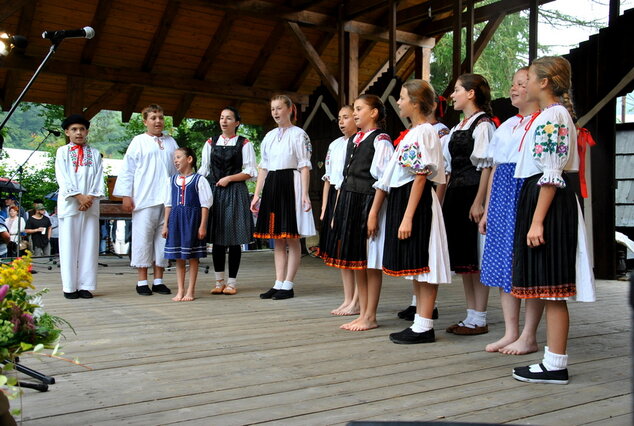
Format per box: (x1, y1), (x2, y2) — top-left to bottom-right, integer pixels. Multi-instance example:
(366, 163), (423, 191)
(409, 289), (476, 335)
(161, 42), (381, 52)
(402, 79), (436, 116)
(141, 104), (164, 120)
(271, 94), (297, 123)
(531, 56), (576, 120)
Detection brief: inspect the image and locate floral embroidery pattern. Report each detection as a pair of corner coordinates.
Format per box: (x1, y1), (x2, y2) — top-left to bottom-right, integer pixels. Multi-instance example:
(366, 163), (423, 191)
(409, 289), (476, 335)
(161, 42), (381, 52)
(303, 134), (312, 154)
(533, 121), (569, 159)
(69, 145), (94, 170)
(398, 143), (431, 175)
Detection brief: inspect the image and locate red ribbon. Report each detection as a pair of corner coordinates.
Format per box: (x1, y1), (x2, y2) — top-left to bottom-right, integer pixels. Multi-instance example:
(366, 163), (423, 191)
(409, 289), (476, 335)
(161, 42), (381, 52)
(393, 129), (410, 147)
(517, 111), (541, 153)
(70, 144), (84, 172)
(491, 116), (502, 128)
(437, 96), (446, 118)
(179, 176), (187, 205)
(353, 131), (365, 147)
(576, 127), (597, 199)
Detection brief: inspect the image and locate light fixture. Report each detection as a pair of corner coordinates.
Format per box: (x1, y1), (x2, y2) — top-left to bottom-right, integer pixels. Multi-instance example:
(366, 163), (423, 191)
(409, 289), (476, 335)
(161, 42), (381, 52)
(0, 33), (27, 57)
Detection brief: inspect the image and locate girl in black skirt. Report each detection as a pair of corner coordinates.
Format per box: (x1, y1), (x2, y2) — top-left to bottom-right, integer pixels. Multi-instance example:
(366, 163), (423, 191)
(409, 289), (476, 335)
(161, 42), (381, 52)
(250, 95), (316, 300)
(443, 74), (496, 336)
(198, 107), (257, 295)
(374, 80), (452, 344)
(511, 56), (594, 384)
(324, 95), (394, 331)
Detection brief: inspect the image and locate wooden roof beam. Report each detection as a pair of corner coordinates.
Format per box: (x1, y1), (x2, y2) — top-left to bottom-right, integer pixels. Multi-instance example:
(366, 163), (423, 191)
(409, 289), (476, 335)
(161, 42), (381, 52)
(244, 21), (286, 87)
(83, 83), (130, 120)
(80, 0), (114, 65)
(361, 45), (412, 94)
(122, 0), (181, 121)
(289, 0), (330, 11)
(1, 55), (309, 107)
(397, 0), (488, 26)
(344, 0), (387, 21)
(289, 33), (334, 92)
(421, 0), (555, 37)
(287, 22), (338, 99)
(0, 0), (34, 22)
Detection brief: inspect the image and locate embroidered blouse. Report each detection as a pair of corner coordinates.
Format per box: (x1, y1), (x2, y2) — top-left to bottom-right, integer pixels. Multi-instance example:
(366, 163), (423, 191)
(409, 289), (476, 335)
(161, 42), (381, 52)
(322, 136), (348, 190)
(163, 174), (213, 208)
(259, 126), (312, 171)
(198, 135), (258, 179)
(55, 143), (104, 218)
(487, 114), (527, 165)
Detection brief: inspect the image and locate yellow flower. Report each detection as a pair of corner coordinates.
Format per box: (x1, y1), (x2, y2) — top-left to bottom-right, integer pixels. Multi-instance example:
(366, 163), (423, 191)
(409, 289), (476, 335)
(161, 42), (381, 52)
(543, 124), (555, 134)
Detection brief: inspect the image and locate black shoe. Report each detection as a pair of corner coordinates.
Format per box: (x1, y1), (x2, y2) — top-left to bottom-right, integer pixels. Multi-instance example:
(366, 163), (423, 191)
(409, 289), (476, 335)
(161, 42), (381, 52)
(136, 285), (153, 296)
(152, 284), (171, 295)
(389, 327), (435, 344)
(78, 290), (93, 299)
(432, 307), (439, 320)
(259, 288), (278, 299)
(512, 364), (569, 385)
(397, 305), (416, 321)
(272, 289), (294, 300)
(63, 291), (80, 299)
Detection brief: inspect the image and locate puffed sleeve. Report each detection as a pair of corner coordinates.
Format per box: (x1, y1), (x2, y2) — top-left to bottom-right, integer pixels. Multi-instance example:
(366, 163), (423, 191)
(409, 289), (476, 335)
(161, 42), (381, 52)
(197, 138), (213, 177)
(89, 148), (105, 198)
(55, 146), (80, 200)
(164, 177), (173, 207)
(197, 176), (213, 208)
(397, 127), (441, 179)
(322, 143), (334, 182)
(241, 139), (258, 179)
(441, 132), (452, 174)
(370, 133), (394, 181)
(113, 138), (138, 197)
(295, 129), (312, 170)
(259, 134), (270, 171)
(533, 111), (574, 188)
(470, 120), (495, 169)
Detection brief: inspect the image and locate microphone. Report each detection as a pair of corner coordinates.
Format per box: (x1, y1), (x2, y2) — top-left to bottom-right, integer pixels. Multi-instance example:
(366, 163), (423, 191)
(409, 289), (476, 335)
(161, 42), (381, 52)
(41, 27), (95, 41)
(43, 128), (61, 137)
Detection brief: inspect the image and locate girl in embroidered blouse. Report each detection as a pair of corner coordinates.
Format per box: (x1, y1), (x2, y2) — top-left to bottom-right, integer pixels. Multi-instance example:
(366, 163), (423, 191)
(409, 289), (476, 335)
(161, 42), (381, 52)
(325, 94), (394, 331)
(443, 74), (496, 336)
(511, 56), (594, 385)
(250, 95), (316, 300)
(198, 107), (257, 296)
(162, 147), (213, 302)
(479, 67), (545, 355)
(319, 105), (360, 315)
(373, 80), (451, 344)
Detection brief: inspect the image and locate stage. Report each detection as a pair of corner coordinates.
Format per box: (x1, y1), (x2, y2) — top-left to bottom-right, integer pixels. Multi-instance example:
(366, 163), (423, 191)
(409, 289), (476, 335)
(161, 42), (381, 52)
(15, 252), (632, 425)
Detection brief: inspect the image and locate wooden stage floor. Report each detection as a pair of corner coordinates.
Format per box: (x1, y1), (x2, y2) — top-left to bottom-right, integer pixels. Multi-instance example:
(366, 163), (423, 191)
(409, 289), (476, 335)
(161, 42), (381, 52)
(15, 251), (632, 425)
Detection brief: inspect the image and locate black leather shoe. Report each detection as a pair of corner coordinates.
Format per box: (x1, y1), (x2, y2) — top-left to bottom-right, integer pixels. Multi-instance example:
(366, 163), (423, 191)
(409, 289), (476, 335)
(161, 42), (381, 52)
(152, 284), (171, 294)
(432, 307), (439, 320)
(136, 285), (152, 296)
(78, 290), (93, 299)
(272, 289), (294, 300)
(259, 288), (277, 299)
(389, 327), (435, 344)
(64, 291), (80, 299)
(397, 305), (416, 320)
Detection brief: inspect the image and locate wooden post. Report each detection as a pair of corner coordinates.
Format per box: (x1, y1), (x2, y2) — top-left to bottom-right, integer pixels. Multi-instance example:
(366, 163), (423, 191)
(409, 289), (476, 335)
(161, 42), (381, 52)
(452, 0), (462, 81)
(388, 0), (397, 77)
(465, 0), (474, 72)
(347, 32), (359, 104)
(529, 0), (538, 62)
(65, 77), (84, 116)
(338, 3), (347, 107)
(609, 0), (620, 26)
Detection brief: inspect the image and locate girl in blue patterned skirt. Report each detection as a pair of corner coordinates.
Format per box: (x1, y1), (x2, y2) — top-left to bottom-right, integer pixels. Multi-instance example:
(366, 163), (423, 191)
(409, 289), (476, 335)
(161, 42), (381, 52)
(162, 147), (213, 301)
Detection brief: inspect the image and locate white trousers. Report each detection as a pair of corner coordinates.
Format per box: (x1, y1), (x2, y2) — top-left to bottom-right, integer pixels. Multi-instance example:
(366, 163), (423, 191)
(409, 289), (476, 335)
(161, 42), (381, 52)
(59, 213), (99, 293)
(131, 205), (167, 268)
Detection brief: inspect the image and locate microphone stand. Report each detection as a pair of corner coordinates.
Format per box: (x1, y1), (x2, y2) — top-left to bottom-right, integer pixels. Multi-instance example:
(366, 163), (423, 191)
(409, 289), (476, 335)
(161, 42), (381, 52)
(0, 39), (63, 150)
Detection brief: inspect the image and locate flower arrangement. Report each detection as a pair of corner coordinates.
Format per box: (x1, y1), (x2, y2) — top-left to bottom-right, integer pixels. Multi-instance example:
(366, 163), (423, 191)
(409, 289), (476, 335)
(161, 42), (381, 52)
(0, 252), (71, 411)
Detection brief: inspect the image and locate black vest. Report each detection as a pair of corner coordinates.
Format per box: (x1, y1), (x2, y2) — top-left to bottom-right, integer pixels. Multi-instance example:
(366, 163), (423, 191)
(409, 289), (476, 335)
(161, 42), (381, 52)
(448, 115), (493, 188)
(341, 130), (382, 195)
(206, 135), (245, 185)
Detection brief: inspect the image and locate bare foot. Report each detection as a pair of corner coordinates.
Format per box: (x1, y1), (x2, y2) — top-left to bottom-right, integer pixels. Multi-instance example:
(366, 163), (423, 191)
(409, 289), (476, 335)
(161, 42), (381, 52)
(485, 335), (519, 353)
(338, 302), (360, 316)
(346, 319), (378, 331)
(331, 301), (350, 315)
(172, 293), (183, 302)
(340, 316), (361, 330)
(181, 294), (195, 302)
(499, 337), (539, 355)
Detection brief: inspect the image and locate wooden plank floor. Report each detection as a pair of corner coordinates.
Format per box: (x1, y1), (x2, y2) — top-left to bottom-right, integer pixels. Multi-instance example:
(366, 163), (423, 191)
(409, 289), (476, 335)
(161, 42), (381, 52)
(13, 251), (632, 425)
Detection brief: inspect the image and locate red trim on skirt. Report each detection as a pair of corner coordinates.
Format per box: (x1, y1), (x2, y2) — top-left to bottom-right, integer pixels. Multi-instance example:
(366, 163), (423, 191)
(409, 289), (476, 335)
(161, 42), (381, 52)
(383, 266), (431, 277)
(511, 284), (577, 299)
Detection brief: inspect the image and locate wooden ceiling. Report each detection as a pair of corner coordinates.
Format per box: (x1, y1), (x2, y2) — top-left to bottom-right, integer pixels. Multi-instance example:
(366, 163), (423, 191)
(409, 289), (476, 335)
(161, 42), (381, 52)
(0, 0), (551, 125)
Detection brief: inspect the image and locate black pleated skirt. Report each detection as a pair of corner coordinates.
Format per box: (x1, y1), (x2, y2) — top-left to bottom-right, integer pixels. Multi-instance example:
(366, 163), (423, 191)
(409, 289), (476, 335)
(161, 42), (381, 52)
(323, 189), (374, 269)
(254, 169), (299, 239)
(511, 173), (578, 299)
(316, 185), (338, 259)
(383, 181), (432, 276)
(443, 184), (480, 273)
(208, 182), (253, 246)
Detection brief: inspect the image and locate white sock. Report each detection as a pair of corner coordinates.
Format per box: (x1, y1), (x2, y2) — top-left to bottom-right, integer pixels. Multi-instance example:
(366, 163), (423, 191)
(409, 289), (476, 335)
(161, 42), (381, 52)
(471, 310), (487, 327)
(410, 295), (417, 306)
(215, 272), (225, 282)
(137, 280), (148, 287)
(153, 278), (163, 286)
(410, 314), (433, 333)
(281, 280), (294, 290)
(434, 302), (438, 309)
(461, 309), (474, 326)
(542, 346), (568, 371)
(227, 277), (237, 287)
(273, 280), (284, 290)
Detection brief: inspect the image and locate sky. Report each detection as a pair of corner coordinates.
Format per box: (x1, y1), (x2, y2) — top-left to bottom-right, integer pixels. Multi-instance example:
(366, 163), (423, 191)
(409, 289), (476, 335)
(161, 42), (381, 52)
(539, 0), (634, 54)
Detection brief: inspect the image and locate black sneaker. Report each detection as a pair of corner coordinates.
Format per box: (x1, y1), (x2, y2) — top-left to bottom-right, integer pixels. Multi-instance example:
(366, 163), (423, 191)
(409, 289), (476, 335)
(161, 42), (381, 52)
(64, 291), (80, 299)
(136, 285), (153, 296)
(78, 290), (93, 299)
(272, 289), (294, 300)
(152, 284), (171, 295)
(512, 363), (569, 385)
(432, 307), (439, 320)
(259, 288), (278, 299)
(397, 305), (416, 321)
(389, 327), (435, 344)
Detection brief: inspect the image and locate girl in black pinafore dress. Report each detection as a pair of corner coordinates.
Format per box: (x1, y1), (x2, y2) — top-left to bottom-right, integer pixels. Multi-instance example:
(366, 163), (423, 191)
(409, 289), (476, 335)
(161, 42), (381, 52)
(198, 107), (257, 295)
